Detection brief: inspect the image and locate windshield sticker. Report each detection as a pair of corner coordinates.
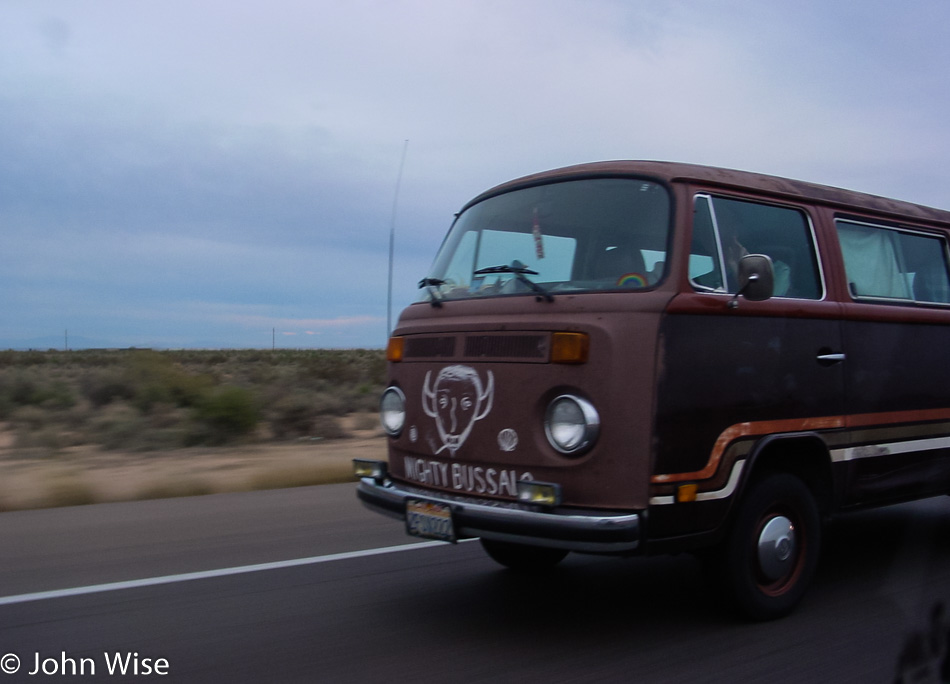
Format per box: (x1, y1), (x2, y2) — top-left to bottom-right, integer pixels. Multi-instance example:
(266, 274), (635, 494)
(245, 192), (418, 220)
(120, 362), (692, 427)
(617, 272), (648, 287)
(422, 365), (494, 456)
(532, 207), (545, 259)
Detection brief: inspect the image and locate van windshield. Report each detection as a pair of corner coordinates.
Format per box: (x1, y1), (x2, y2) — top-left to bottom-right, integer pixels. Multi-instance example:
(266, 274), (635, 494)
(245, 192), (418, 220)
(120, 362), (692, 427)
(418, 178), (671, 302)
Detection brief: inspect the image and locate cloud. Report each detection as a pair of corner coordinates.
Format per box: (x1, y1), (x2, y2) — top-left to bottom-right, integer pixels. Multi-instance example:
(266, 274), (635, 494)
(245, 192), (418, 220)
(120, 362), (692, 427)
(2, 1), (950, 347)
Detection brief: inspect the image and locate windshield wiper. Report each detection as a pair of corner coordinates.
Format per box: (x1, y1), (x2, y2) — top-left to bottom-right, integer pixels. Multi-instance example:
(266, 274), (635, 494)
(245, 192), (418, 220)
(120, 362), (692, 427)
(473, 262), (554, 302)
(417, 277), (445, 307)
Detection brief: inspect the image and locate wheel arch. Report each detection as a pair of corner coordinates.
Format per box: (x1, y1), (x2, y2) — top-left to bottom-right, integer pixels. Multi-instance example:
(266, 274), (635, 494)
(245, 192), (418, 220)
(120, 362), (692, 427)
(738, 432), (835, 518)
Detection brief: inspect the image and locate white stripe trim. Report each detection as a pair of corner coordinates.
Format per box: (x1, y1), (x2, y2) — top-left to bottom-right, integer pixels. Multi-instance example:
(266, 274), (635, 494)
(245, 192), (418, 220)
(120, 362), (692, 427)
(831, 436), (950, 462)
(697, 460), (745, 501)
(0, 540), (463, 607)
(651, 434), (950, 505)
(650, 460), (746, 506)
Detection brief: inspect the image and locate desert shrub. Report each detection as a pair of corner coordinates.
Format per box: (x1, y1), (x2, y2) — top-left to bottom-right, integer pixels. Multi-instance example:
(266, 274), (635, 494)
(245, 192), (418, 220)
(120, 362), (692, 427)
(11, 405), (52, 431)
(10, 401), (90, 450)
(310, 415), (346, 439)
(14, 425), (64, 451)
(125, 351), (214, 411)
(89, 403), (148, 450)
(245, 363), (281, 386)
(266, 390), (365, 440)
(311, 390), (350, 416)
(42, 382), (77, 410)
(142, 428), (192, 451)
(269, 392), (317, 440)
(297, 349), (386, 386)
(10, 351), (48, 367)
(344, 386), (381, 413)
(351, 412), (382, 432)
(0, 348), (386, 450)
(365, 353), (387, 386)
(8, 372), (40, 405)
(190, 385), (259, 444)
(86, 402), (190, 452)
(301, 356), (360, 385)
(146, 402), (189, 429)
(53, 404), (96, 438)
(0, 371), (75, 409)
(80, 368), (136, 407)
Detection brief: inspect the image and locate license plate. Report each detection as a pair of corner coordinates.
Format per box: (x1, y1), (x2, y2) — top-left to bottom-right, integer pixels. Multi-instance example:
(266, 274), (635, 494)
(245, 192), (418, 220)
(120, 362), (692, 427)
(406, 498), (456, 543)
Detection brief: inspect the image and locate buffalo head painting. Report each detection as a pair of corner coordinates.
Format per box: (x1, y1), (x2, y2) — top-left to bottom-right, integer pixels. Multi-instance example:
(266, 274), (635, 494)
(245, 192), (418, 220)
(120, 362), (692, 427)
(422, 365), (494, 456)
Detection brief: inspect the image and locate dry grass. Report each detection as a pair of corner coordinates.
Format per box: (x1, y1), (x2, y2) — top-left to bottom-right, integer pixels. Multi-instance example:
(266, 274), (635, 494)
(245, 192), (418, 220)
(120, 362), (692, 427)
(42, 474), (99, 509)
(245, 462), (357, 491)
(0, 413), (387, 510)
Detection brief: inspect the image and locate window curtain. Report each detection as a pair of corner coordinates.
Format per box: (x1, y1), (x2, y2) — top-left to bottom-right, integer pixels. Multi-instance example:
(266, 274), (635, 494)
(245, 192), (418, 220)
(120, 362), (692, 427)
(837, 223), (911, 299)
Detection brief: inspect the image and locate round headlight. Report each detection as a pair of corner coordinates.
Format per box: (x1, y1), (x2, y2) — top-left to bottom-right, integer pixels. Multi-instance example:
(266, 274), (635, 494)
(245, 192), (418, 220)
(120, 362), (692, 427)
(544, 394), (600, 455)
(380, 386), (406, 437)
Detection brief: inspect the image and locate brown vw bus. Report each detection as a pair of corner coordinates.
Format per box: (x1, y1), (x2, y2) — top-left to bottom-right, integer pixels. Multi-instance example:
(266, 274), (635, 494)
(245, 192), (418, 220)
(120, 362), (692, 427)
(355, 161), (950, 620)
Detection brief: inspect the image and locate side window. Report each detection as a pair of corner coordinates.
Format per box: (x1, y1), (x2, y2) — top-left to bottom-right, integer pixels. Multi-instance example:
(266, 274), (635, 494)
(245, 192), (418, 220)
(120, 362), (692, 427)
(836, 220), (950, 304)
(690, 194), (822, 299)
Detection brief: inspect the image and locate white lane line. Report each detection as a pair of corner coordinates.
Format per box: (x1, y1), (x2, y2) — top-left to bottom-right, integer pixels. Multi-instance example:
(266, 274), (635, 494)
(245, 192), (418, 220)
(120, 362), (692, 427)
(0, 540), (466, 607)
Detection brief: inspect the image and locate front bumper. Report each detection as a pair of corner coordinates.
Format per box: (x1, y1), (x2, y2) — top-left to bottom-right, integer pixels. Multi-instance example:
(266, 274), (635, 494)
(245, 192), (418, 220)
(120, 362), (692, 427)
(357, 477), (642, 553)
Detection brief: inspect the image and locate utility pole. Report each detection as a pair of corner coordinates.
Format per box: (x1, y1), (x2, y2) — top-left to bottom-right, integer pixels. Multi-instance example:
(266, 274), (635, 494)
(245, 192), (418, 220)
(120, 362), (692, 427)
(387, 139), (409, 337)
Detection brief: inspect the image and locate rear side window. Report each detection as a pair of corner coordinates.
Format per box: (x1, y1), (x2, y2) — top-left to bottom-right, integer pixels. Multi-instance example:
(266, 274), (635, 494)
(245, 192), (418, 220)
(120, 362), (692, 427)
(836, 219), (950, 304)
(690, 195), (822, 299)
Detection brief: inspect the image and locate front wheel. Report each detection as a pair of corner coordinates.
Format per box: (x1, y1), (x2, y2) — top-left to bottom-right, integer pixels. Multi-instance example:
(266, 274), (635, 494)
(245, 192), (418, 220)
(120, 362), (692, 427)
(716, 473), (821, 621)
(480, 538), (568, 572)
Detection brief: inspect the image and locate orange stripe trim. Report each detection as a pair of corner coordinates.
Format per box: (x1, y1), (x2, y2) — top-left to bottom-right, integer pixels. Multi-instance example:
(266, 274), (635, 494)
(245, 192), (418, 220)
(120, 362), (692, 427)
(844, 407), (950, 429)
(650, 408), (950, 484)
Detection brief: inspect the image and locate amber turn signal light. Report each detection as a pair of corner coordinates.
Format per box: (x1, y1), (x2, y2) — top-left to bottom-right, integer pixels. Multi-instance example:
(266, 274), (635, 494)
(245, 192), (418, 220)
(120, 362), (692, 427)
(386, 336), (405, 362)
(551, 332), (589, 364)
(677, 484), (698, 503)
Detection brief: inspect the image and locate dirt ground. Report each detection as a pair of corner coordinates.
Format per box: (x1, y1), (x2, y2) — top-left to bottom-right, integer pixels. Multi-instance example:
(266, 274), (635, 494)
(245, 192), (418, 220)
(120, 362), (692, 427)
(0, 414), (387, 511)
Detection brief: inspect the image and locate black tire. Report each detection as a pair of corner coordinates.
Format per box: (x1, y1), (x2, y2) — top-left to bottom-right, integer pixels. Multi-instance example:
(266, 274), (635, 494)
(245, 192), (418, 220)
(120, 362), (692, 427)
(480, 538), (568, 572)
(717, 472), (821, 621)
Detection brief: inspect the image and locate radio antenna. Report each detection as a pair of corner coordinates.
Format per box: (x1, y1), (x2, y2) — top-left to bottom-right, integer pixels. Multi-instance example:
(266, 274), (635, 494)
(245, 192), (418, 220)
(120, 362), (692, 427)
(387, 139), (409, 337)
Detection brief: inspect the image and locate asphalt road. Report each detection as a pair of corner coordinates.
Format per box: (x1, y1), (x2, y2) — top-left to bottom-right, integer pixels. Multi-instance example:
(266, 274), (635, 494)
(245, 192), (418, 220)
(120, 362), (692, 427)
(0, 484), (948, 683)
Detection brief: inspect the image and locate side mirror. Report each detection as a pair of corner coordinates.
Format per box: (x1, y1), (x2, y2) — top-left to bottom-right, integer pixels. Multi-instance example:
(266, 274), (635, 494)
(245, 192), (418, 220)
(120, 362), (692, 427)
(730, 254), (774, 307)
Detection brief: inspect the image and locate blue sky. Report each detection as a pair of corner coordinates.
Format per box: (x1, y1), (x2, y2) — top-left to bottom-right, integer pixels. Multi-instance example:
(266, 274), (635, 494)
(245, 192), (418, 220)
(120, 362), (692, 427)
(2, 1), (949, 349)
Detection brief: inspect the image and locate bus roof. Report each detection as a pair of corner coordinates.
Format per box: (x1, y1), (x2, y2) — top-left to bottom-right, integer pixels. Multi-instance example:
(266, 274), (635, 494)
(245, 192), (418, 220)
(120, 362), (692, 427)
(467, 161), (950, 227)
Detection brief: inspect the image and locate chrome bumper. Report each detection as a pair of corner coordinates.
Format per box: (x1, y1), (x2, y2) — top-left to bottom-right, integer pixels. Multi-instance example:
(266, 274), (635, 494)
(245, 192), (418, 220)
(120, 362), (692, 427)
(356, 477), (642, 553)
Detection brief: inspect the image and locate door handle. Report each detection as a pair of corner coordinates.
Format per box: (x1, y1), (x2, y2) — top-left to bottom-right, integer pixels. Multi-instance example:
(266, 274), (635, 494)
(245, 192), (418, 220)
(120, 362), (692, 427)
(816, 352), (846, 365)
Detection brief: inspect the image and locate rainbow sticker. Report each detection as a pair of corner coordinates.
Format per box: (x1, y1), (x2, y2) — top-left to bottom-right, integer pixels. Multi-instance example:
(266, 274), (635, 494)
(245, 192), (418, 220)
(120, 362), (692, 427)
(616, 273), (648, 288)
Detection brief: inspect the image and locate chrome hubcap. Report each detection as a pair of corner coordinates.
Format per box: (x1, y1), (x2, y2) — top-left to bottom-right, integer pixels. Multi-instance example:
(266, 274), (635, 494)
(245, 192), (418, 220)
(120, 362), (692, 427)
(757, 515), (796, 582)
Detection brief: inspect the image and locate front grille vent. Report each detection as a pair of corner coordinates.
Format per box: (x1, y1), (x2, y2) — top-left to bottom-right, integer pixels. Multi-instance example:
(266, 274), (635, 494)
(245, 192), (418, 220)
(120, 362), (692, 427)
(401, 333), (549, 362)
(404, 336), (455, 358)
(464, 335), (546, 359)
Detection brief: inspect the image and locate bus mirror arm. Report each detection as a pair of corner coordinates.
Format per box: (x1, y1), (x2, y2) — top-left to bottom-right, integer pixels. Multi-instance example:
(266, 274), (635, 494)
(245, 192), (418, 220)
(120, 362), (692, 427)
(728, 254), (775, 309)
